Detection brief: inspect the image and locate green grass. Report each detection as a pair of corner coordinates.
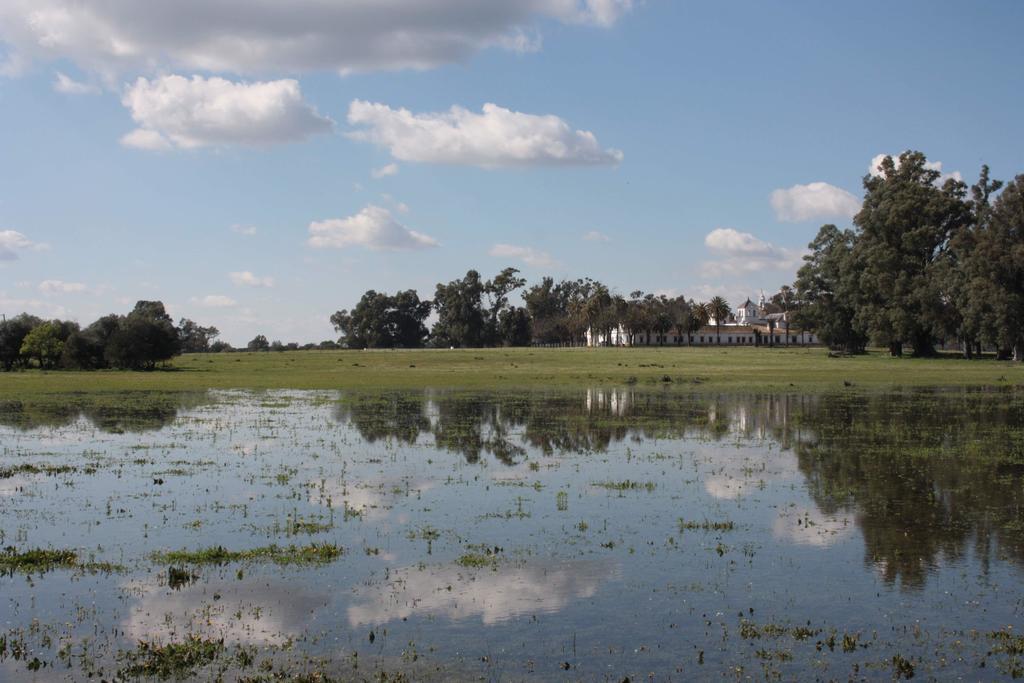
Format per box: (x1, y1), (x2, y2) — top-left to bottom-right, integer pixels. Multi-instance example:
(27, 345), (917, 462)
(152, 543), (343, 566)
(0, 548), (78, 575)
(118, 635), (227, 679)
(0, 346), (1021, 398)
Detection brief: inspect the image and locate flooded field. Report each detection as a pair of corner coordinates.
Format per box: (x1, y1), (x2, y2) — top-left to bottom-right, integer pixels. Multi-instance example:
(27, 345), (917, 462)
(2, 388), (1024, 680)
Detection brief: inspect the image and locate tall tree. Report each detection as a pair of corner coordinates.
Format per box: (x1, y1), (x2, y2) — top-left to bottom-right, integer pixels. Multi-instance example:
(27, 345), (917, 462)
(483, 267), (526, 345)
(332, 289), (432, 349)
(852, 151), (971, 356)
(707, 296), (731, 345)
(104, 301), (180, 369)
(793, 224), (868, 353)
(964, 174), (1024, 359)
(432, 270), (486, 347)
(0, 313), (42, 371)
(247, 334), (270, 351)
(178, 318), (220, 353)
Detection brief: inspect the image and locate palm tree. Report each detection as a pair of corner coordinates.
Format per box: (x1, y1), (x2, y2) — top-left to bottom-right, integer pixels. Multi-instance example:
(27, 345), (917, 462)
(691, 301), (710, 344)
(707, 296), (731, 345)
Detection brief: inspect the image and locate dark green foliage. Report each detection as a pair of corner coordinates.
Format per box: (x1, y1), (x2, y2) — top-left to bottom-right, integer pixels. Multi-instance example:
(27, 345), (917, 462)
(19, 320), (67, 368)
(0, 313), (42, 370)
(431, 269), (487, 347)
(960, 174), (1024, 358)
(707, 296), (730, 345)
(247, 334), (270, 351)
(177, 318), (220, 353)
(852, 151), (971, 356)
(332, 289), (432, 348)
(104, 302), (181, 369)
(794, 224), (867, 353)
(497, 306), (532, 346)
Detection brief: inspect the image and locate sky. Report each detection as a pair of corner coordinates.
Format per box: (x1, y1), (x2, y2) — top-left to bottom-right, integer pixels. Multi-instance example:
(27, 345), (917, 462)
(1, 0), (1022, 346)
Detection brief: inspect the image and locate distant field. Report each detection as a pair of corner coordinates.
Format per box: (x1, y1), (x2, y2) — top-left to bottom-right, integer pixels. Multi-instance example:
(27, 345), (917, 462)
(0, 346), (1021, 398)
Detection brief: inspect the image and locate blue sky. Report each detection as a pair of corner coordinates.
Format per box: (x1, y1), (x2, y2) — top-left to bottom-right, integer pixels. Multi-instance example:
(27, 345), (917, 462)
(1, 0), (1022, 345)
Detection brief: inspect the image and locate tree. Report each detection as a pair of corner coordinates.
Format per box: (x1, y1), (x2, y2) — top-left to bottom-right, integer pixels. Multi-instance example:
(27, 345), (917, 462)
(793, 224), (868, 353)
(691, 301), (710, 342)
(0, 313), (42, 370)
(178, 318), (220, 353)
(247, 335), (270, 352)
(652, 295), (674, 345)
(432, 270), (486, 347)
(852, 151), (971, 356)
(105, 301), (180, 369)
(331, 289), (431, 349)
(707, 296), (731, 345)
(523, 277), (572, 345)
(949, 166), (1005, 358)
(771, 286), (797, 312)
(963, 174), (1024, 359)
(484, 267), (527, 345)
(20, 321), (65, 369)
(498, 307), (533, 346)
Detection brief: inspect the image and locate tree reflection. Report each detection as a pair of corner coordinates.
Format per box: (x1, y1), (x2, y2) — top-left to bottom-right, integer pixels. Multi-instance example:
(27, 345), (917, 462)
(0, 392), (209, 433)
(334, 387), (1024, 589)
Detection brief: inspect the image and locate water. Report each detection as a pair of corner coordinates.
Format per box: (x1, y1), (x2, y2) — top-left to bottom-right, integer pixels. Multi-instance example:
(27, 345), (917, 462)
(1, 388), (1023, 680)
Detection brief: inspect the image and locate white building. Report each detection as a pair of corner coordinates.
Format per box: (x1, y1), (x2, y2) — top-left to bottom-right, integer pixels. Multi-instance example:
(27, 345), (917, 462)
(586, 292), (819, 347)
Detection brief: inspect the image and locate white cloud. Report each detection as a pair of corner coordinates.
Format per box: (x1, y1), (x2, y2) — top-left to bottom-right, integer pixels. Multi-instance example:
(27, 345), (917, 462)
(0, 291), (67, 318)
(230, 224), (257, 236)
(868, 152), (962, 185)
(704, 228), (774, 255)
(583, 230), (611, 242)
(191, 294), (236, 308)
(701, 228), (806, 278)
(120, 75), (332, 150)
(371, 163), (399, 179)
(53, 70), (99, 94)
(229, 271), (274, 288)
(348, 100), (622, 168)
(0, 230), (48, 261)
(307, 205), (438, 252)
(489, 243), (556, 268)
(38, 279), (87, 294)
(770, 182), (860, 222)
(0, 1), (632, 77)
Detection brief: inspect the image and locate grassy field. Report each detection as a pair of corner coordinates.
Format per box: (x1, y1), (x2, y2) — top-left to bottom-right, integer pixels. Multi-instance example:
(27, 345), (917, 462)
(0, 346), (1021, 397)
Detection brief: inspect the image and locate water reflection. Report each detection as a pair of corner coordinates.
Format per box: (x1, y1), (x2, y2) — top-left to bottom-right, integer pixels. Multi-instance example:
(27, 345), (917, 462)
(121, 575), (326, 645)
(347, 560), (616, 627)
(335, 388), (1024, 589)
(0, 392), (210, 433)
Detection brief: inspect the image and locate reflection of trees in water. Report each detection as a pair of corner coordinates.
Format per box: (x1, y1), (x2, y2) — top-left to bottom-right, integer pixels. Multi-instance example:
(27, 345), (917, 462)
(790, 391), (1024, 589)
(336, 388), (1024, 590)
(0, 392), (209, 433)
(335, 389), (808, 464)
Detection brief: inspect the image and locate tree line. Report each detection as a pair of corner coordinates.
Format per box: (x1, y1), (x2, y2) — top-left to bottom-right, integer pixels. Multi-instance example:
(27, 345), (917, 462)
(0, 301), (218, 371)
(330, 268), (796, 349)
(792, 151), (1024, 358)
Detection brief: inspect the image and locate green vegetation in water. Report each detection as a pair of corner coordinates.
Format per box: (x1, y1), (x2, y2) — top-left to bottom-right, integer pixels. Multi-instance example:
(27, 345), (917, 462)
(592, 479), (656, 492)
(118, 635), (228, 679)
(455, 545), (503, 569)
(679, 518), (735, 531)
(152, 543), (343, 566)
(0, 547), (77, 575)
(0, 463), (79, 479)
